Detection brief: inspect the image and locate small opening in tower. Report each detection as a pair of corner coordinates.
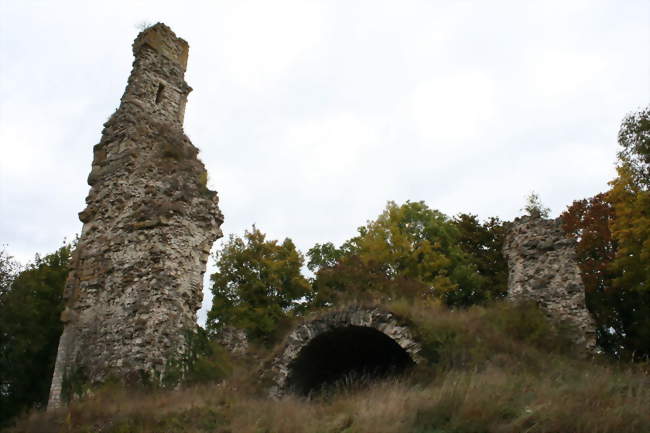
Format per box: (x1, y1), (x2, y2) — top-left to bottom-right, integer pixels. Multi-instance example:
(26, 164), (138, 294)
(155, 83), (165, 104)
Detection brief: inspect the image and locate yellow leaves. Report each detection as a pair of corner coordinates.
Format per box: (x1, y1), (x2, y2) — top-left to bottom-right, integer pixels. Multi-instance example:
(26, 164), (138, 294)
(342, 201), (479, 305)
(608, 163), (650, 292)
(431, 275), (458, 298)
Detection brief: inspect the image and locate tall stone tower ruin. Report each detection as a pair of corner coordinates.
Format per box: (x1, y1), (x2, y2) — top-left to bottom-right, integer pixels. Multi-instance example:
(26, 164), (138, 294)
(503, 216), (596, 353)
(48, 23), (223, 408)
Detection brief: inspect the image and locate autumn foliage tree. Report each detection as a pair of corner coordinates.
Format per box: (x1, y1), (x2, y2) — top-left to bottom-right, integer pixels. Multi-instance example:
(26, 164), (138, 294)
(308, 252), (429, 307)
(561, 193), (616, 294)
(610, 106), (650, 293)
(308, 201), (490, 307)
(606, 106), (650, 359)
(561, 105), (650, 360)
(561, 193), (621, 355)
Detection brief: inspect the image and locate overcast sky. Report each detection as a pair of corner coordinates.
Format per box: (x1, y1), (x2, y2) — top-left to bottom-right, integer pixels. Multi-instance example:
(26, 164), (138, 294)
(1, 0), (648, 323)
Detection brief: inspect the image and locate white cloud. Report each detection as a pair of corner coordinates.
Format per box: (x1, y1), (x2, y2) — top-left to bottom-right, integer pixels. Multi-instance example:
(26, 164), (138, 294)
(410, 72), (498, 145)
(220, 0), (325, 90)
(526, 49), (606, 103)
(282, 113), (377, 181)
(0, 0), (648, 320)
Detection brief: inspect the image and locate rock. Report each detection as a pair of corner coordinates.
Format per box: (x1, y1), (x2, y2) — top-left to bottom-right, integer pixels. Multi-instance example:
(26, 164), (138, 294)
(214, 326), (249, 356)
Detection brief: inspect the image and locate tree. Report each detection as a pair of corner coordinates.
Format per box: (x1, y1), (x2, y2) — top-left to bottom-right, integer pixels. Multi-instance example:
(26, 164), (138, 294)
(309, 253), (429, 307)
(0, 248), (20, 300)
(609, 166), (649, 294)
(561, 193), (617, 294)
(607, 164), (650, 359)
(0, 244), (71, 427)
(206, 226), (310, 345)
(309, 201), (486, 307)
(452, 214), (508, 301)
(617, 105), (650, 187)
(608, 107), (650, 360)
(307, 242), (347, 274)
(522, 191), (551, 218)
(561, 194), (623, 356)
(559, 106), (650, 360)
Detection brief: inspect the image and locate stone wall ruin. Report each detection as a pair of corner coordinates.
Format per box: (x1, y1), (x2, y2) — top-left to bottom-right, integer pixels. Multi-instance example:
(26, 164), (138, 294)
(47, 23), (223, 409)
(503, 215), (596, 353)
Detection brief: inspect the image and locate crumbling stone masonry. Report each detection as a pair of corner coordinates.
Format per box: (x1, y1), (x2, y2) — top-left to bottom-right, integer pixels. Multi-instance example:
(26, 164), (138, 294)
(48, 24), (223, 409)
(266, 306), (423, 397)
(503, 216), (596, 353)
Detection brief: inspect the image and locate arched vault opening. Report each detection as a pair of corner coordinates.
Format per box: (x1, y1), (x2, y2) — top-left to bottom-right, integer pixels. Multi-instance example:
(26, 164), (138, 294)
(267, 306), (422, 397)
(287, 325), (414, 395)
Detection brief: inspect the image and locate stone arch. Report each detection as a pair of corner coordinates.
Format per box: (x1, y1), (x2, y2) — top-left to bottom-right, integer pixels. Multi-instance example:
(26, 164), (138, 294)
(267, 306), (422, 397)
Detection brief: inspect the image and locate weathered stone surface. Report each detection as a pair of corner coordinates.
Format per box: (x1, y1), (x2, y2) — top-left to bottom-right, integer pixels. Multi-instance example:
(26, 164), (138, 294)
(265, 306), (422, 397)
(214, 325), (249, 356)
(48, 23), (223, 409)
(503, 215), (596, 353)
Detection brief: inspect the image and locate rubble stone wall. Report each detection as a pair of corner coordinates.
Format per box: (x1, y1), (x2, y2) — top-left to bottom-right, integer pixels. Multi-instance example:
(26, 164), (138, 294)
(503, 216), (596, 353)
(48, 23), (223, 409)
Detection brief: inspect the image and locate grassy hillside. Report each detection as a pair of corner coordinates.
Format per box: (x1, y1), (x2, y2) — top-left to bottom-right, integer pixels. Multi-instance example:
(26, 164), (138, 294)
(9, 301), (650, 433)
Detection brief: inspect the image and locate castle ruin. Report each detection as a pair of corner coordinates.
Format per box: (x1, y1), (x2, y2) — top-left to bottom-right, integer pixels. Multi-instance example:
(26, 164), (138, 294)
(47, 24), (223, 408)
(46, 24), (600, 407)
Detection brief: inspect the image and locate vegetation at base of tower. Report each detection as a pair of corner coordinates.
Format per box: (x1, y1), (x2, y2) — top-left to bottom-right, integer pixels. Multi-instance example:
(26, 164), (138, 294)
(60, 366), (89, 404)
(9, 301), (650, 433)
(0, 244), (72, 428)
(159, 327), (233, 388)
(206, 226), (311, 345)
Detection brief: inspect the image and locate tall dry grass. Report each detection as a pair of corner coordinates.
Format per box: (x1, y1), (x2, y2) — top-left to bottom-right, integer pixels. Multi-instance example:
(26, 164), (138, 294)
(9, 301), (650, 433)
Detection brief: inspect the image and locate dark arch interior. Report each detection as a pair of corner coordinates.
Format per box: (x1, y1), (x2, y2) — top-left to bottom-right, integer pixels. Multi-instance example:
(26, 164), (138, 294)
(286, 325), (414, 396)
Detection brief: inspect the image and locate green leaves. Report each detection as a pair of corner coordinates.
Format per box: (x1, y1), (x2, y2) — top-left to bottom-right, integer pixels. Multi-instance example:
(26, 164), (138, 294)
(606, 108), (650, 360)
(309, 201), (497, 308)
(617, 106), (650, 188)
(207, 226), (310, 345)
(522, 191), (551, 218)
(0, 244), (72, 427)
(451, 214), (508, 303)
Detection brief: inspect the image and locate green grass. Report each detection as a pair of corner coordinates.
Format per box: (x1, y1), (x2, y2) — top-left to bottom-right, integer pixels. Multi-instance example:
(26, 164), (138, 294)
(9, 301), (650, 433)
